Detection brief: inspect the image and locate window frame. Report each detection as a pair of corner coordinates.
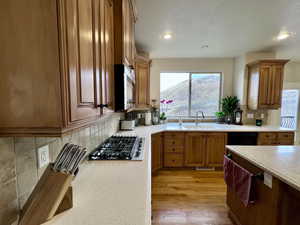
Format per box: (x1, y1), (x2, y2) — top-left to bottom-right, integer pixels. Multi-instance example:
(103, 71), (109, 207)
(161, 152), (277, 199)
(160, 71), (223, 119)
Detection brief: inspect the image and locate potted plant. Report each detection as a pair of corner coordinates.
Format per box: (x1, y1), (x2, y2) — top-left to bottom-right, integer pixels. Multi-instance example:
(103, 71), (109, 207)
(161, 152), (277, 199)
(215, 111), (225, 123)
(221, 96), (239, 124)
(160, 99), (174, 123)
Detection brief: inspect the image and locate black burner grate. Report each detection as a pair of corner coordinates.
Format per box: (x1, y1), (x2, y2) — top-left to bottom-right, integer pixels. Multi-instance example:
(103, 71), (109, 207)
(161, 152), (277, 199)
(89, 136), (141, 160)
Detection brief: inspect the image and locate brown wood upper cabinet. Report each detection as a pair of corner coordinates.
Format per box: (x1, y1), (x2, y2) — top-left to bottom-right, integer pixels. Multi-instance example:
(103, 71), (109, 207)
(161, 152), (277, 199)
(247, 59), (289, 110)
(135, 55), (151, 107)
(0, 0), (114, 136)
(113, 0), (137, 67)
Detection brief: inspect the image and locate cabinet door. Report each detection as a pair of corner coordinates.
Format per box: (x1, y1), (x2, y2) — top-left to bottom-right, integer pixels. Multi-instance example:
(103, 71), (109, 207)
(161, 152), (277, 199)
(135, 60), (150, 107)
(184, 133), (206, 167)
(101, 0), (114, 110)
(122, 0), (135, 66)
(152, 133), (163, 173)
(122, 0), (130, 65)
(277, 132), (294, 145)
(270, 64), (283, 108)
(257, 132), (278, 145)
(64, 0), (100, 123)
(258, 65), (272, 108)
(206, 133), (227, 167)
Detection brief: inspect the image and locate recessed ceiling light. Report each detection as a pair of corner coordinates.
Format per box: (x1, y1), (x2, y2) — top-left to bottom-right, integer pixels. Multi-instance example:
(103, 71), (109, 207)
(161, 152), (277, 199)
(163, 33), (172, 40)
(201, 45), (209, 49)
(276, 30), (293, 41)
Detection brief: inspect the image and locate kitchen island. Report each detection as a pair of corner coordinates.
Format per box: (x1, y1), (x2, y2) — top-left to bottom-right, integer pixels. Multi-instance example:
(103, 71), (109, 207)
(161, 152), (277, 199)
(43, 124), (295, 225)
(226, 145), (300, 225)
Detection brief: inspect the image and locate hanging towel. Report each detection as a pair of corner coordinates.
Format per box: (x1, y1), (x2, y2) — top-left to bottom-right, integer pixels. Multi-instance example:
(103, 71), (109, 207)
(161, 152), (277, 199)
(224, 155), (255, 207)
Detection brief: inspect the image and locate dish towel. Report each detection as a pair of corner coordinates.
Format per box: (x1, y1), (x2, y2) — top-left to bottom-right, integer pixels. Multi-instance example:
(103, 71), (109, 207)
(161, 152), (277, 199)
(224, 155), (255, 207)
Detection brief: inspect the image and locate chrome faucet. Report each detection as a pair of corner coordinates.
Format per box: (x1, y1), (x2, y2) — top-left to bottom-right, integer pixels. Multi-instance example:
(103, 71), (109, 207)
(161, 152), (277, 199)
(195, 111), (205, 126)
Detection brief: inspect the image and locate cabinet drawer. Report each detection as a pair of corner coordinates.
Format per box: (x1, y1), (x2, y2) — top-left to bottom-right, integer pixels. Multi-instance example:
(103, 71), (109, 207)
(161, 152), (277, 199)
(278, 132), (294, 139)
(258, 138), (277, 145)
(164, 153), (183, 167)
(164, 139), (184, 147)
(164, 146), (184, 153)
(278, 132), (294, 145)
(164, 132), (185, 140)
(259, 132), (277, 140)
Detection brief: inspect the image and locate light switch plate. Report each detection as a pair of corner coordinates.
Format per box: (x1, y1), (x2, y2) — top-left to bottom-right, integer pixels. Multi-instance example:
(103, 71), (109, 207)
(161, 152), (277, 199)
(37, 145), (50, 168)
(247, 113), (254, 119)
(264, 172), (272, 189)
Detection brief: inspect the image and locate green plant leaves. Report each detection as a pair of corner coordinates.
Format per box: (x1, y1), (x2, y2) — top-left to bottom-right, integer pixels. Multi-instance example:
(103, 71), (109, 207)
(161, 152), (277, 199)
(221, 96), (239, 115)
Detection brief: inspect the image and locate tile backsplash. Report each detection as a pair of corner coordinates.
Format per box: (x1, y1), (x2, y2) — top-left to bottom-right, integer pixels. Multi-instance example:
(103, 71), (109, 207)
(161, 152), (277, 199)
(240, 105), (268, 125)
(0, 112), (121, 225)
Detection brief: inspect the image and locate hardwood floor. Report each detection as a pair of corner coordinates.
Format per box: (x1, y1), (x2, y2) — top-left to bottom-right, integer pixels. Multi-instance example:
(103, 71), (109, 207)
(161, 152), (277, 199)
(152, 170), (233, 225)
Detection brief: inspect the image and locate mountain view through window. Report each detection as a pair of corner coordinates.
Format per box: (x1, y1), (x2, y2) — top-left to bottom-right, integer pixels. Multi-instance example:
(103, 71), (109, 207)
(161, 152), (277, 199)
(160, 73), (221, 117)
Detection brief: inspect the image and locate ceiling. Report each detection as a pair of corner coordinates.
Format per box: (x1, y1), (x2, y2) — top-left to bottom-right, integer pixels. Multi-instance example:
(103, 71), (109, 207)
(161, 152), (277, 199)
(135, 0), (300, 59)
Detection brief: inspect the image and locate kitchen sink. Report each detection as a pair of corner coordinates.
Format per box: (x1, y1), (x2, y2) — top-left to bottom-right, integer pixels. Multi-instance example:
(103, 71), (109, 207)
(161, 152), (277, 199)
(181, 123), (239, 130)
(182, 124), (221, 129)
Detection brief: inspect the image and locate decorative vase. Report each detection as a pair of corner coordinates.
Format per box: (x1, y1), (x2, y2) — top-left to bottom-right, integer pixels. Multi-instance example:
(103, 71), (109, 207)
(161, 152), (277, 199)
(225, 114), (235, 124)
(161, 119), (167, 124)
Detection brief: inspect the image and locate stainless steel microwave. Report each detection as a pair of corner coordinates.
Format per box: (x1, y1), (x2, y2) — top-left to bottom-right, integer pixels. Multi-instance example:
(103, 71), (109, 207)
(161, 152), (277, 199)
(114, 64), (135, 111)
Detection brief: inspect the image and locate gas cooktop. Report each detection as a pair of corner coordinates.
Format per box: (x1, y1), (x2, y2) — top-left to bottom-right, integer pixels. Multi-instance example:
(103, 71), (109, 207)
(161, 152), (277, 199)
(89, 135), (144, 161)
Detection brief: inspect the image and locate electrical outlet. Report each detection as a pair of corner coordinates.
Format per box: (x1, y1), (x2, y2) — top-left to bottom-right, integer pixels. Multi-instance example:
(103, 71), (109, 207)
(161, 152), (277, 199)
(247, 113), (254, 119)
(261, 113), (265, 119)
(37, 145), (50, 168)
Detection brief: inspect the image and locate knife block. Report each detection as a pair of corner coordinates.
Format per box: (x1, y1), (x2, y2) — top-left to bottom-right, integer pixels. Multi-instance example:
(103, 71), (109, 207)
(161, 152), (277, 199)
(19, 164), (75, 225)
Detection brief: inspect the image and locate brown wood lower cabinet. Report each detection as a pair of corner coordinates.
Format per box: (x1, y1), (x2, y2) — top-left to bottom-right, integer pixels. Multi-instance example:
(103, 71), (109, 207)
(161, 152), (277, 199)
(151, 131), (294, 173)
(163, 132), (185, 168)
(227, 150), (300, 225)
(151, 133), (163, 173)
(206, 133), (227, 167)
(184, 133), (206, 167)
(185, 133), (227, 168)
(164, 153), (183, 167)
(258, 132), (294, 145)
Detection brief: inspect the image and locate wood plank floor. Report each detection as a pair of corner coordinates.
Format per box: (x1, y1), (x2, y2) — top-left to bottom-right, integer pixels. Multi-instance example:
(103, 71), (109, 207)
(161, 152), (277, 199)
(152, 170), (233, 225)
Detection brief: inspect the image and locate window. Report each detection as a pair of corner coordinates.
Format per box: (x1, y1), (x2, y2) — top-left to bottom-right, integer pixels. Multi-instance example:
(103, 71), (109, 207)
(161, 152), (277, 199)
(280, 89), (299, 129)
(160, 72), (222, 118)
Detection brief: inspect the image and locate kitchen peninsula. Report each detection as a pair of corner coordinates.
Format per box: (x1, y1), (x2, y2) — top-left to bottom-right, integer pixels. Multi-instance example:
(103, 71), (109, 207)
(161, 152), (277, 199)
(226, 145), (300, 225)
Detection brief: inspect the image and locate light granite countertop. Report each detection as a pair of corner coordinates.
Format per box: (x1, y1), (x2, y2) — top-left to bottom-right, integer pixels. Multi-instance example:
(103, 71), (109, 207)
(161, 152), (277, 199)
(226, 145), (300, 192)
(154, 122), (296, 133)
(43, 123), (295, 225)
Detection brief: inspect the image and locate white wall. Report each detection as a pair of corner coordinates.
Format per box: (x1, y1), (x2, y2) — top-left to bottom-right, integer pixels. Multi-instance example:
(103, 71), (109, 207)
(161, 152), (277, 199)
(150, 58), (234, 103)
(233, 55), (246, 104)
